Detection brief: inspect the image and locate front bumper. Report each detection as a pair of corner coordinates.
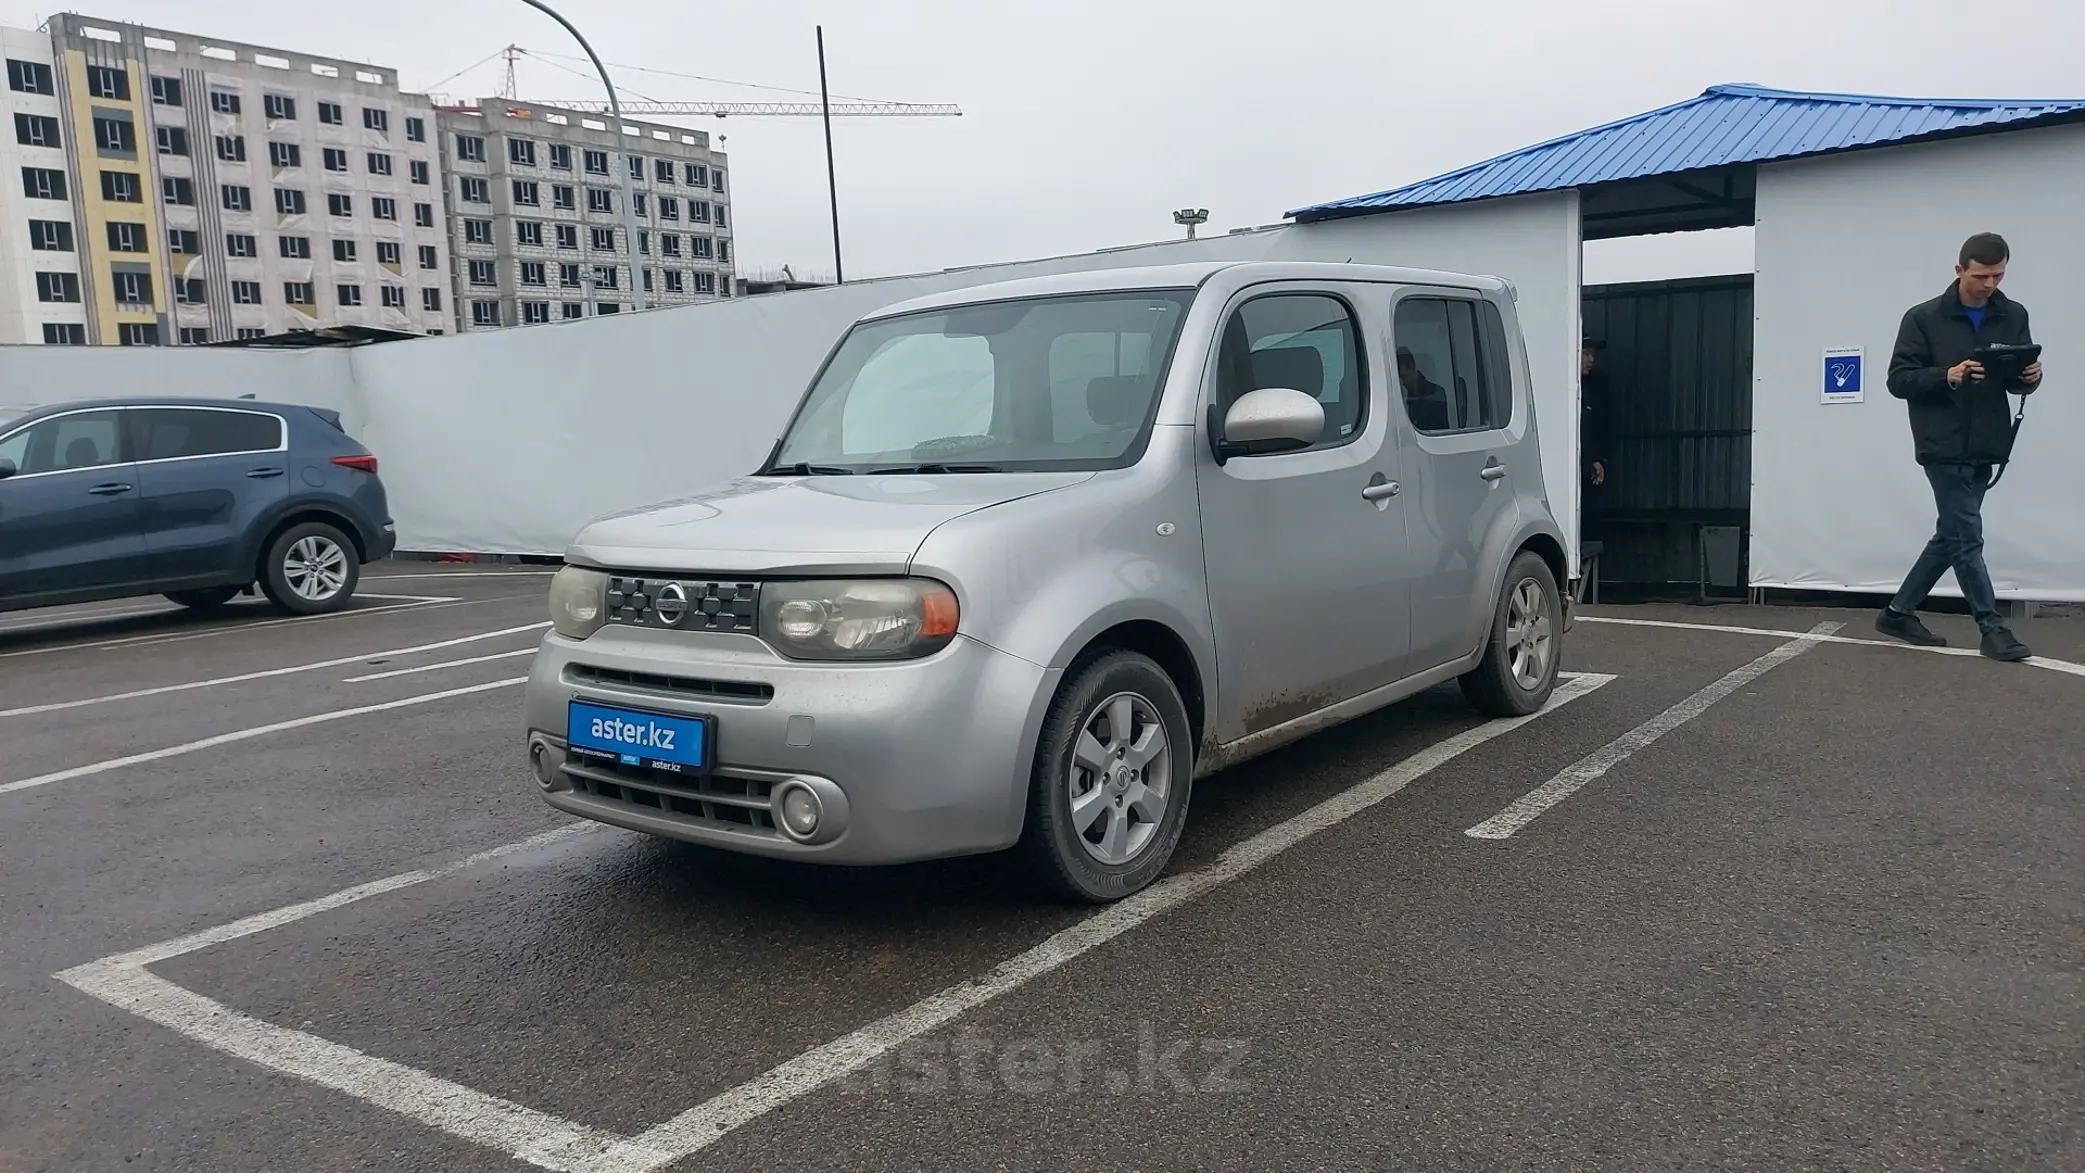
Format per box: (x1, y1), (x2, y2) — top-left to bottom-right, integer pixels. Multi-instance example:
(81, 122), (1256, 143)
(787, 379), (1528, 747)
(523, 627), (1059, 865)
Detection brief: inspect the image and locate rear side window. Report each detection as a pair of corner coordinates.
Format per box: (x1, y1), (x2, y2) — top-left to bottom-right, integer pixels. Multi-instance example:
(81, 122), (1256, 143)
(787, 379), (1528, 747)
(1393, 296), (1513, 434)
(129, 408), (283, 461)
(0, 410), (124, 474)
(1214, 292), (1365, 449)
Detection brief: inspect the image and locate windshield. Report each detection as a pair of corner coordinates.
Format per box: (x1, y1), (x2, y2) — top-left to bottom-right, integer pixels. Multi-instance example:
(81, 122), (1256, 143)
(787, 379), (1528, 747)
(769, 289), (1196, 473)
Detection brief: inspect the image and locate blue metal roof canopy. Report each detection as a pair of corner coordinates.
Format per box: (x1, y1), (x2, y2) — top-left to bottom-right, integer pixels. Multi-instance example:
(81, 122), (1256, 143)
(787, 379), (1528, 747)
(1287, 83), (2085, 239)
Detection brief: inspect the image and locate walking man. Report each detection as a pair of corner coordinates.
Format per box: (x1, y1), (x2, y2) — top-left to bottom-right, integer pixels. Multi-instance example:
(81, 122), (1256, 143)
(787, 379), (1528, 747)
(1876, 231), (2043, 660)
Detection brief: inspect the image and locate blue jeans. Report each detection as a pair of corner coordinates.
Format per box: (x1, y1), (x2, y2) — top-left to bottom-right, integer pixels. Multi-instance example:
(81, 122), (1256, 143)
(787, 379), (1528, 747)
(1889, 462), (2003, 632)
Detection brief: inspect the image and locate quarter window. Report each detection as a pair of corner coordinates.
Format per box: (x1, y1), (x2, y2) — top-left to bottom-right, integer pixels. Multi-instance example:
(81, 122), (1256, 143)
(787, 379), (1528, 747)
(1213, 293), (1366, 450)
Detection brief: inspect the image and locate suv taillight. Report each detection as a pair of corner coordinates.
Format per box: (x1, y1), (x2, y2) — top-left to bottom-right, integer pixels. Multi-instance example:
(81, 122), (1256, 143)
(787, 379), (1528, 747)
(333, 455), (378, 473)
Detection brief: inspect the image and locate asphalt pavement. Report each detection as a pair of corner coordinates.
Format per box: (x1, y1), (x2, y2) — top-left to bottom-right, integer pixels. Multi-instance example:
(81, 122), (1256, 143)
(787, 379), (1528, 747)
(1, 572), (2079, 1173)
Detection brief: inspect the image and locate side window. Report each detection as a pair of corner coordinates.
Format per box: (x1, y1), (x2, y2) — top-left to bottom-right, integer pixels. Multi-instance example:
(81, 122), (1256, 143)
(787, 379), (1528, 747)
(130, 409), (283, 461)
(1215, 293), (1364, 449)
(835, 334), (995, 459)
(1393, 296), (1506, 435)
(0, 411), (124, 475)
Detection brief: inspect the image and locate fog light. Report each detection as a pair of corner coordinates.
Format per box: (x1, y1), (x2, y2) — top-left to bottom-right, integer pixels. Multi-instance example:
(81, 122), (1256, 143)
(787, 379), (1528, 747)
(528, 736), (565, 790)
(778, 783), (821, 839)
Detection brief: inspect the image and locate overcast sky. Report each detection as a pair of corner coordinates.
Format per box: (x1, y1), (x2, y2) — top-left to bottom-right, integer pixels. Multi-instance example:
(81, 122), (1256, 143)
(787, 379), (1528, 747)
(7, 0), (2081, 285)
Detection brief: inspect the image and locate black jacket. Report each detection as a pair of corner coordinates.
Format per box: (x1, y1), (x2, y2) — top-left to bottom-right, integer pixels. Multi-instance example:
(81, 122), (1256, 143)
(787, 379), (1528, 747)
(1886, 284), (2034, 465)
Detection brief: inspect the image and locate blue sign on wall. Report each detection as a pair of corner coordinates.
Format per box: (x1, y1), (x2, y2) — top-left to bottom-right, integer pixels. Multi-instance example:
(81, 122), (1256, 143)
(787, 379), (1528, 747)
(1824, 346), (1864, 403)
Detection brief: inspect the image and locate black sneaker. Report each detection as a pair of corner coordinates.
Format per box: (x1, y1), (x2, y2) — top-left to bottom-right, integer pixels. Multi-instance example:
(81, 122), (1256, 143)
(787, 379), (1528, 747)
(1876, 608), (1946, 647)
(1980, 626), (2031, 662)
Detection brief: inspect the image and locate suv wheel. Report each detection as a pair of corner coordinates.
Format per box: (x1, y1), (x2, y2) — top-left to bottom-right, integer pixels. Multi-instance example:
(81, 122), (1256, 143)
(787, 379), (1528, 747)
(260, 521), (359, 615)
(1459, 550), (1563, 717)
(1017, 650), (1194, 904)
(164, 586), (240, 610)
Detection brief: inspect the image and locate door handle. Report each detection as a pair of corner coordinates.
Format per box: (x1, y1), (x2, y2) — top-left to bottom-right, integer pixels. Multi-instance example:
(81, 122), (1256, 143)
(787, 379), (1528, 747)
(246, 468), (286, 479)
(1480, 462), (1507, 482)
(89, 482), (134, 496)
(1361, 480), (1400, 501)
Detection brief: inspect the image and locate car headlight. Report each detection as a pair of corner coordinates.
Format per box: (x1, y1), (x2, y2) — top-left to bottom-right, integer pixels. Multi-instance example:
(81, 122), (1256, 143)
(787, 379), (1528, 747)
(760, 578), (958, 660)
(548, 565), (609, 640)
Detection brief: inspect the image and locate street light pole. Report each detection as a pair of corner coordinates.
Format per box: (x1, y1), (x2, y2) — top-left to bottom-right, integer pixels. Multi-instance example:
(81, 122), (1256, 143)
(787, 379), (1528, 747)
(519, 0), (645, 311)
(816, 25), (842, 283)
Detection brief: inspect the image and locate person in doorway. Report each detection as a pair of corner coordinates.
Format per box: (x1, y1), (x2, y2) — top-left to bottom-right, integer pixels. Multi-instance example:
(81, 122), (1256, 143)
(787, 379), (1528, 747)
(1579, 336), (1612, 542)
(1876, 231), (2043, 661)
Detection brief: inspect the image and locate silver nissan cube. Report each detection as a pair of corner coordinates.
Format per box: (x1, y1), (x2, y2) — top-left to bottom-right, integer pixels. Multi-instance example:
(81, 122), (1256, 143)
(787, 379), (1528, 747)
(524, 260), (1570, 903)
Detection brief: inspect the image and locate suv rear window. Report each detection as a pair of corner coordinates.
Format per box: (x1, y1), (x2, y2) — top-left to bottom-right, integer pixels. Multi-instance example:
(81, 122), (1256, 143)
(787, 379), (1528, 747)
(130, 408), (283, 460)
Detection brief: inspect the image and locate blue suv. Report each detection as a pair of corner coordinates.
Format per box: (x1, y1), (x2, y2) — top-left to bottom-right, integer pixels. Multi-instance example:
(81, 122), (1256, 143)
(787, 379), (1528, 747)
(0, 397), (396, 617)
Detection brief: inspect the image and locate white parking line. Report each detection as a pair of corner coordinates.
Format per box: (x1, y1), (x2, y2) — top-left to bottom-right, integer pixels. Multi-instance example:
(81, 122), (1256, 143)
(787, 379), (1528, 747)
(1464, 623), (1839, 839)
(0, 602), (174, 633)
(342, 647), (537, 683)
(0, 595), (465, 660)
(0, 622), (547, 719)
(365, 571), (558, 581)
(50, 671), (1615, 1172)
(0, 676), (526, 797)
(1578, 615), (2085, 679)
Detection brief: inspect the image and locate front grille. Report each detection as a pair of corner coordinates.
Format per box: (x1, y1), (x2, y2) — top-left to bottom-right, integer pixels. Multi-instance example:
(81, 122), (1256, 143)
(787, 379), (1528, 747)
(562, 755), (781, 837)
(604, 574), (759, 633)
(567, 663), (773, 704)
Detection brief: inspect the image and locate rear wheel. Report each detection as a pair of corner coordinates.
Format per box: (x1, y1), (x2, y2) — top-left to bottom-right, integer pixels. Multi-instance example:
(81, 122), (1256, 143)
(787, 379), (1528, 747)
(1459, 550), (1562, 717)
(1017, 650), (1194, 904)
(164, 586), (240, 610)
(260, 521), (359, 615)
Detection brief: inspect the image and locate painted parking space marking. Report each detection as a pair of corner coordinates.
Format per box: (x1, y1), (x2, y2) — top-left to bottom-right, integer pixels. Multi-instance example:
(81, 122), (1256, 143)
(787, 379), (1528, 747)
(1465, 623), (1839, 839)
(0, 594), (466, 660)
(341, 647), (537, 683)
(1578, 615), (2085, 679)
(51, 672), (1614, 1171)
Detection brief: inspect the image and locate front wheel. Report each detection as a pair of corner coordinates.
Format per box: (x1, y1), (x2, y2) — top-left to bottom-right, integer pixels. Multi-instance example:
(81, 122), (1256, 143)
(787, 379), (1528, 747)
(1017, 650), (1194, 904)
(260, 521), (360, 615)
(1459, 550), (1563, 717)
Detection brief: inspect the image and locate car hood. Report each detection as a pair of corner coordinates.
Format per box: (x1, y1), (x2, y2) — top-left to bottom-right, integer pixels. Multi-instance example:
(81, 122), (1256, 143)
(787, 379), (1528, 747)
(565, 472), (1093, 575)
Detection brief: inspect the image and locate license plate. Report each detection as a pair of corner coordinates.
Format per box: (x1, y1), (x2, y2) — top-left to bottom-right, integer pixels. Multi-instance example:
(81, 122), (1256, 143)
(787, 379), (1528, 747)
(567, 700), (711, 774)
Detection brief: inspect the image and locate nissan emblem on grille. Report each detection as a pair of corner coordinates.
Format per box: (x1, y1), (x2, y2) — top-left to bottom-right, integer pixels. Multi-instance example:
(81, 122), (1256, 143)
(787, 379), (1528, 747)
(607, 576), (759, 631)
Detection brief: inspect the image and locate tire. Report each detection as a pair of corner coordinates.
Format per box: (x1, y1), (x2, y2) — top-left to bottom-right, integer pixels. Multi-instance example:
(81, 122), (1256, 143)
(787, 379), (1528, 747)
(1458, 550), (1563, 717)
(1016, 650), (1195, 904)
(164, 586), (240, 610)
(259, 521), (360, 615)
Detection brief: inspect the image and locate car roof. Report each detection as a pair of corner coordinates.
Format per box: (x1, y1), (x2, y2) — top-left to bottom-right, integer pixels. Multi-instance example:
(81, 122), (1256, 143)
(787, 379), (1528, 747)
(859, 259), (1511, 320)
(6, 396), (314, 420)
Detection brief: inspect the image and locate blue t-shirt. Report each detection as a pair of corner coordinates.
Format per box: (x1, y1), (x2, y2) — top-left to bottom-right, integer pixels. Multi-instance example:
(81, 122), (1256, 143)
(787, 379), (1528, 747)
(1965, 304), (1987, 331)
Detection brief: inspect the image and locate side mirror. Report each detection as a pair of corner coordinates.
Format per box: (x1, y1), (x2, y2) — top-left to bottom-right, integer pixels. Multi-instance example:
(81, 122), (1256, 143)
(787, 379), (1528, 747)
(1210, 387), (1324, 465)
(0, 457), (17, 480)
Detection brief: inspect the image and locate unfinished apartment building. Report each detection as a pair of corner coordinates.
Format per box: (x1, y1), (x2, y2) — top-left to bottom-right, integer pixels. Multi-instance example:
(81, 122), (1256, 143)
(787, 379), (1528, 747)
(436, 97), (735, 330)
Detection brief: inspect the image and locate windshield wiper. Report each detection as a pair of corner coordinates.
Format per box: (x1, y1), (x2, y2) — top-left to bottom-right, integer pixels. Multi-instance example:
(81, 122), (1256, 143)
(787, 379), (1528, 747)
(867, 463), (1007, 475)
(758, 461), (854, 476)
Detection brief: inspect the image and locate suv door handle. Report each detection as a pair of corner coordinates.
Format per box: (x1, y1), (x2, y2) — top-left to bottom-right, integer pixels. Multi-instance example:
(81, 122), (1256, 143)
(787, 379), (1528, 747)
(1480, 461), (1507, 482)
(246, 468), (286, 479)
(1361, 480), (1400, 501)
(89, 482), (134, 496)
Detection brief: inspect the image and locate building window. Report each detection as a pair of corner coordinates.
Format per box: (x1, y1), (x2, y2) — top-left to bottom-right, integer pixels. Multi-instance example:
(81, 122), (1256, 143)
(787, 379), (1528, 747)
(118, 323), (159, 346)
(318, 101), (343, 125)
(8, 59), (56, 95)
(464, 219), (494, 245)
(418, 244), (438, 270)
(210, 90), (240, 114)
(684, 162), (707, 186)
(455, 134), (485, 162)
(43, 323), (87, 344)
(468, 259), (496, 286)
(587, 188), (614, 214)
(275, 188), (306, 216)
(627, 154), (645, 180)
(367, 152), (393, 176)
(161, 177), (195, 205)
(688, 271), (714, 295)
(559, 263), (581, 288)
(221, 185), (252, 212)
(29, 219), (73, 251)
(513, 179), (540, 206)
(156, 126), (189, 156)
(215, 134), (246, 162)
(561, 302), (583, 320)
(88, 65), (130, 100)
(515, 221), (544, 247)
(590, 226), (617, 252)
(280, 236), (311, 259)
(552, 184), (575, 210)
(236, 328), (266, 339)
(371, 197), (397, 221)
(174, 278), (205, 305)
(363, 107), (389, 133)
(14, 113), (60, 149)
(471, 300), (499, 326)
(96, 117), (137, 155)
(689, 200), (710, 224)
(410, 160), (429, 185)
(633, 193), (649, 218)
(664, 269), (685, 293)
(264, 93), (296, 120)
(231, 280), (263, 304)
(509, 138), (536, 166)
(422, 287), (442, 311)
(521, 261), (546, 286)
(712, 170), (725, 193)
(661, 233), (681, 257)
(406, 116), (426, 142)
(149, 75), (181, 105)
(660, 196), (679, 221)
(111, 271), (152, 305)
(269, 141), (302, 168)
(593, 264), (618, 289)
(548, 143), (572, 170)
(333, 239), (358, 262)
(167, 229), (200, 254)
(323, 147), (349, 172)
(556, 224), (578, 250)
(337, 284), (363, 307)
(377, 241), (401, 265)
(414, 202), (434, 228)
(381, 285), (405, 308)
(689, 235), (713, 259)
(521, 301), (551, 324)
(226, 233), (258, 257)
(654, 158), (675, 185)
(328, 193), (353, 217)
(717, 239), (730, 263)
(715, 205), (726, 228)
(101, 171), (142, 203)
(583, 149), (609, 175)
(460, 177), (489, 204)
(179, 327), (209, 345)
(597, 303), (620, 315)
(36, 271), (80, 303)
(285, 281), (315, 304)
(637, 230), (650, 256)
(21, 167), (66, 200)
